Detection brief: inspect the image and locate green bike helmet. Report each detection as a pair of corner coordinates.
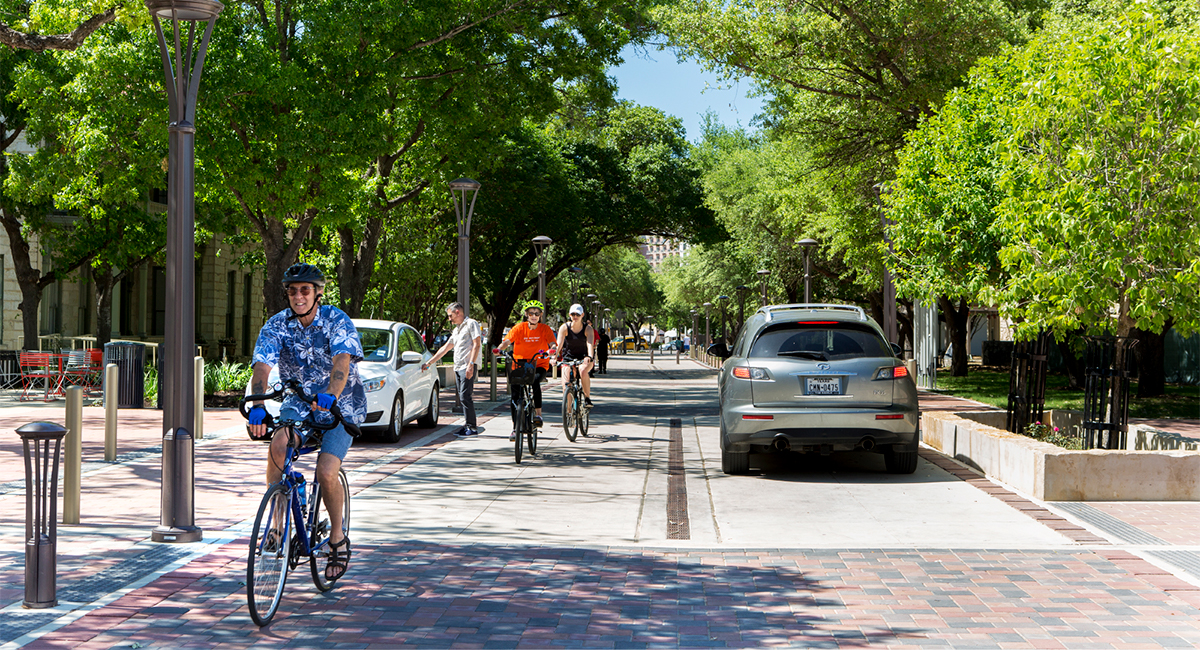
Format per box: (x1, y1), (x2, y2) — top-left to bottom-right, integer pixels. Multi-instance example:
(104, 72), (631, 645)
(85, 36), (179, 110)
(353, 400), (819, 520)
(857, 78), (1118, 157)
(522, 299), (544, 313)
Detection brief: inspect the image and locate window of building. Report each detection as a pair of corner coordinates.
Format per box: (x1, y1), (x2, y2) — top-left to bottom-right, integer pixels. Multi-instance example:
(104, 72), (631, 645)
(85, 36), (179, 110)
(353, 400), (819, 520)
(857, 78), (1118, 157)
(152, 266), (166, 336)
(226, 270), (236, 339)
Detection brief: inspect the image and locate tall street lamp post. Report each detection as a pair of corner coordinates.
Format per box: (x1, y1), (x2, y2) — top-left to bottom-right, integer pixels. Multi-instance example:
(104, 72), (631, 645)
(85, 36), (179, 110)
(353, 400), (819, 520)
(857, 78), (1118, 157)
(532, 235), (552, 306)
(797, 238), (819, 303)
(735, 285), (749, 334)
(703, 302), (712, 351)
(689, 309), (698, 358)
(757, 269), (770, 306)
(717, 295), (729, 345)
(148, 0), (223, 545)
(449, 178), (481, 315)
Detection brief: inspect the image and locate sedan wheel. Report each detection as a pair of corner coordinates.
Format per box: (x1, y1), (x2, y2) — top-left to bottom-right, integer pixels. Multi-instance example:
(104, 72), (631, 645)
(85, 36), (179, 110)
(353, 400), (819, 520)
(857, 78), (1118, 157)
(380, 392), (404, 443)
(416, 385), (439, 428)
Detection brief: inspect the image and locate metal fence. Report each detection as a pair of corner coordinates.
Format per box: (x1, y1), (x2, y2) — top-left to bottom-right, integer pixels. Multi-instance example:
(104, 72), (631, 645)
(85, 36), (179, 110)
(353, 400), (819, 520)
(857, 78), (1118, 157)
(1005, 332), (1051, 434)
(1082, 336), (1138, 450)
(913, 301), (939, 390)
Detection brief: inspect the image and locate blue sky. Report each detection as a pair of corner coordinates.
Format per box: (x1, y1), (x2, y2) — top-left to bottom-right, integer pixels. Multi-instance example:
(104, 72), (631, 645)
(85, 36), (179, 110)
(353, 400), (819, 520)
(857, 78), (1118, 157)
(608, 44), (763, 142)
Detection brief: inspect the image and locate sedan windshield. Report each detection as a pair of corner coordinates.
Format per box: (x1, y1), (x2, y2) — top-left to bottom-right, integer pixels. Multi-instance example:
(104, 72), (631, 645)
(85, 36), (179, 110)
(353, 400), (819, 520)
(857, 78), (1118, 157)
(359, 328), (393, 362)
(749, 323), (892, 360)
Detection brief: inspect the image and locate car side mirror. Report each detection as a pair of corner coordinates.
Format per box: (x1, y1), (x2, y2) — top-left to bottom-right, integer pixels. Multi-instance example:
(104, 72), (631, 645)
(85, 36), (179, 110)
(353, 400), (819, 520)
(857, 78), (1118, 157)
(890, 342), (903, 358)
(707, 343), (731, 359)
(400, 351), (422, 366)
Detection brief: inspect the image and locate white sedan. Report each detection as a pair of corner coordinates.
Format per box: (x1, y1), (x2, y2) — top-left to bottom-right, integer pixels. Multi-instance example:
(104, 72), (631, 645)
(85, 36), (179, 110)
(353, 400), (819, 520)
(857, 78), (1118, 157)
(245, 319), (441, 443)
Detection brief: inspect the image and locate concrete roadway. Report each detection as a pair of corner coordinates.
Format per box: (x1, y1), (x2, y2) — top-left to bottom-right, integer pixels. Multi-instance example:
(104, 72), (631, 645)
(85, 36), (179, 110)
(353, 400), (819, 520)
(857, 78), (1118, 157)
(356, 359), (1069, 550)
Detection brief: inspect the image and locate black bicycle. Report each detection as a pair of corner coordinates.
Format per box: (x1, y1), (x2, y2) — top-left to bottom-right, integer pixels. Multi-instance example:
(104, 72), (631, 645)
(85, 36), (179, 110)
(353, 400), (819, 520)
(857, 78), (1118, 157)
(498, 350), (550, 463)
(560, 359), (589, 442)
(239, 380), (361, 626)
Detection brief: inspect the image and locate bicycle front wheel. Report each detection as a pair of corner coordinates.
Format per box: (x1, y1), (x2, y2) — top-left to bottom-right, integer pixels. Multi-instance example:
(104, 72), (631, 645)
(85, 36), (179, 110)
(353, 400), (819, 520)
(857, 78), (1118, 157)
(578, 397), (590, 438)
(562, 389), (577, 443)
(247, 483), (292, 626)
(310, 468), (350, 592)
(514, 402), (525, 464)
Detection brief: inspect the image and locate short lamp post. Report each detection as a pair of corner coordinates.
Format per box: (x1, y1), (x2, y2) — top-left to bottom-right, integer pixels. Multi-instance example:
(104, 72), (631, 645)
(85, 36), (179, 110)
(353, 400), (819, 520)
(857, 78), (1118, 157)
(532, 235), (552, 306)
(568, 267), (583, 306)
(757, 269), (770, 307)
(147, 0), (224, 545)
(449, 178), (482, 316)
(797, 238), (819, 303)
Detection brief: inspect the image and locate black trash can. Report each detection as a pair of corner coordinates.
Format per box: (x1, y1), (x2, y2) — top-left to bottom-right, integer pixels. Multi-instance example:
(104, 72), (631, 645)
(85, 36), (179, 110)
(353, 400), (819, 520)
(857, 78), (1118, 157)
(102, 342), (145, 409)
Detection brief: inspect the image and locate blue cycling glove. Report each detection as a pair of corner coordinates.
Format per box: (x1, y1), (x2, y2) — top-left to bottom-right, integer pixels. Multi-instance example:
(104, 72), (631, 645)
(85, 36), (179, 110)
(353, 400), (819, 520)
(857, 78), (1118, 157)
(248, 406), (268, 426)
(315, 392), (337, 409)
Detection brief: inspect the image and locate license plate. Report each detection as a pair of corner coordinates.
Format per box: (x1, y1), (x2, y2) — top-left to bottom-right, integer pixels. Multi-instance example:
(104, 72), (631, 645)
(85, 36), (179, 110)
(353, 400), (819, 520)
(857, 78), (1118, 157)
(806, 377), (841, 395)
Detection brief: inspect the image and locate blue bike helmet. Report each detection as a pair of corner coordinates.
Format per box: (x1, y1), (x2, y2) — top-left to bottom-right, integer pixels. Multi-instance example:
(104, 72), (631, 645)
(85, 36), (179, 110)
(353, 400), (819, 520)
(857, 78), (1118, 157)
(281, 263), (326, 288)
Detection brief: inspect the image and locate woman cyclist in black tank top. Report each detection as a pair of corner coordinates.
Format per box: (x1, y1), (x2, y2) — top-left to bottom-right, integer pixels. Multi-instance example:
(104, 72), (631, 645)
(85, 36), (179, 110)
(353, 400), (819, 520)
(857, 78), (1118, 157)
(556, 303), (596, 407)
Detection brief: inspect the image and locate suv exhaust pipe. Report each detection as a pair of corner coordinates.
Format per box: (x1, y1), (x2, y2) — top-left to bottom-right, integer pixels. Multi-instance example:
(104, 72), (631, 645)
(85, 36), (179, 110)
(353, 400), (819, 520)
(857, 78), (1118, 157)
(859, 436), (876, 452)
(772, 435), (791, 452)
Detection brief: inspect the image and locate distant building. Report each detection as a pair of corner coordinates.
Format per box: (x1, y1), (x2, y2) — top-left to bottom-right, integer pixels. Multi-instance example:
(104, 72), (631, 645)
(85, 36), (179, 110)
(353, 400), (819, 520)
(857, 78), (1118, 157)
(638, 235), (691, 271)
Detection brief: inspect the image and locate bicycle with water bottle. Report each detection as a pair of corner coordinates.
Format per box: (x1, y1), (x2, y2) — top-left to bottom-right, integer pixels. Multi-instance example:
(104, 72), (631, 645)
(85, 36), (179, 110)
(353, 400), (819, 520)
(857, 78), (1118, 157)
(239, 380), (360, 626)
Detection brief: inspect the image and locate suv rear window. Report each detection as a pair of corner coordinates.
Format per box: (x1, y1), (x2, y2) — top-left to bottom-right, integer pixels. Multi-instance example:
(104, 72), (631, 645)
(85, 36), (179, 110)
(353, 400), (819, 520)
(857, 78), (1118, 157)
(749, 322), (893, 360)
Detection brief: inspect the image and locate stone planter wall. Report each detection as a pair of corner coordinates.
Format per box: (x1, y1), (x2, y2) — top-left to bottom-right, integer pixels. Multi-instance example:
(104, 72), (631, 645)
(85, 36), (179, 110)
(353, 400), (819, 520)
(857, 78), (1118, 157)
(922, 410), (1200, 501)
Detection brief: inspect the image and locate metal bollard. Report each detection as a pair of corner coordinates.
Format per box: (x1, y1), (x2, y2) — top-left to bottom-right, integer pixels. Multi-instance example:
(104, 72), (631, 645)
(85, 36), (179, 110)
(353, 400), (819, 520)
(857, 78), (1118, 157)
(649, 347), (654, 365)
(17, 421), (68, 609)
(489, 348), (497, 402)
(676, 347), (680, 365)
(194, 356), (204, 440)
(64, 387), (83, 525)
(104, 363), (118, 461)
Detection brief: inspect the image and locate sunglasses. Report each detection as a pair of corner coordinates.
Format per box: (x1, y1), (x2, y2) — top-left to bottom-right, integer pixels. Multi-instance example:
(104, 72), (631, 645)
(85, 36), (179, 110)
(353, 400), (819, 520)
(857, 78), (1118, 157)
(286, 286), (314, 296)
(570, 313), (582, 317)
(526, 310), (543, 316)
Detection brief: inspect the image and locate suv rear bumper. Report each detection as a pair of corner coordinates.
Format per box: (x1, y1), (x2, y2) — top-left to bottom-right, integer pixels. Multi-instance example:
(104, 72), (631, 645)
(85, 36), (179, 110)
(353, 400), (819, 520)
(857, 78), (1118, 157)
(722, 406), (918, 453)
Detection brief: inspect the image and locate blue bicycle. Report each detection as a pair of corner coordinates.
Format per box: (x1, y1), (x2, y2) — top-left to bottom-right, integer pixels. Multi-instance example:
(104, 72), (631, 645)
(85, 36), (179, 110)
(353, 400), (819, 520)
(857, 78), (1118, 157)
(239, 380), (361, 626)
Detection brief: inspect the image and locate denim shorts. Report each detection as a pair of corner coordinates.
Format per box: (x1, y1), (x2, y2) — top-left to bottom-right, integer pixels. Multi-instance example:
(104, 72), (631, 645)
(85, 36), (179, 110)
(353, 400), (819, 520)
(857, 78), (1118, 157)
(279, 407), (353, 461)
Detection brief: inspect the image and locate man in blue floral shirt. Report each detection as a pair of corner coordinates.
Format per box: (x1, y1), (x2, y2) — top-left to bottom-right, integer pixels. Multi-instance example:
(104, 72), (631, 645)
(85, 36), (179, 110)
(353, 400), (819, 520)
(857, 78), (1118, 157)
(247, 262), (365, 582)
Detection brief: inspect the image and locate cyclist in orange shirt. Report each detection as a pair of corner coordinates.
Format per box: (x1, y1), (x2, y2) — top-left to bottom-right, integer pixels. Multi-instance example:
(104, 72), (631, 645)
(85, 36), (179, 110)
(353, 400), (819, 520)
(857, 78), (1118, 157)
(493, 300), (557, 441)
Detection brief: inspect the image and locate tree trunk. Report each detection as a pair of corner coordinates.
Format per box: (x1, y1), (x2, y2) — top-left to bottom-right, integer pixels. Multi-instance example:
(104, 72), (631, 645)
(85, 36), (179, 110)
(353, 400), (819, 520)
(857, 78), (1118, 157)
(2, 207), (46, 350)
(1133, 323), (1170, 398)
(1054, 330), (1085, 390)
(257, 208), (318, 316)
(937, 296), (971, 377)
(336, 217), (383, 318)
(92, 263), (115, 346)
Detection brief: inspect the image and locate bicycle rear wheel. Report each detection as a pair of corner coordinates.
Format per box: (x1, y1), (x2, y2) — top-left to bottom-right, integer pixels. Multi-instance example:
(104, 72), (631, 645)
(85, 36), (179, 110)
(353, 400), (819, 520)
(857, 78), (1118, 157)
(247, 484), (292, 626)
(527, 424), (538, 456)
(562, 389), (577, 443)
(514, 402), (525, 464)
(310, 468), (350, 592)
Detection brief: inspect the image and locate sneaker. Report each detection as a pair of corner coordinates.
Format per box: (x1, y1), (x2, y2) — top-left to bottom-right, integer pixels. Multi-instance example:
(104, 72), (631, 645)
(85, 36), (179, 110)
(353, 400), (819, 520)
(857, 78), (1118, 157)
(461, 427), (478, 436)
(509, 431), (517, 441)
(533, 415), (543, 428)
(584, 397), (593, 409)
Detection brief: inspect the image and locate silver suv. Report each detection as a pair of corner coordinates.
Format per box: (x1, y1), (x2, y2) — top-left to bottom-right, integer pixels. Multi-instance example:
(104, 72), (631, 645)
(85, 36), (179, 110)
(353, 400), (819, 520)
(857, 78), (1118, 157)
(709, 304), (919, 475)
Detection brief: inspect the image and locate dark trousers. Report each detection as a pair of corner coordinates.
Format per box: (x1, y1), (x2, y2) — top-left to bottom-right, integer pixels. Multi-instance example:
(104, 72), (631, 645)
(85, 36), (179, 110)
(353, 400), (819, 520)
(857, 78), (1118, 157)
(509, 367), (546, 429)
(597, 352), (608, 373)
(456, 369), (476, 428)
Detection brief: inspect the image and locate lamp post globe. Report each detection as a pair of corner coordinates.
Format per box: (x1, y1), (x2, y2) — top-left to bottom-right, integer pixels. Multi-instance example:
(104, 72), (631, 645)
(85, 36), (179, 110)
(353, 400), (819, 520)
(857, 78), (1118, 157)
(449, 178), (481, 316)
(146, 0), (224, 545)
(532, 235), (552, 306)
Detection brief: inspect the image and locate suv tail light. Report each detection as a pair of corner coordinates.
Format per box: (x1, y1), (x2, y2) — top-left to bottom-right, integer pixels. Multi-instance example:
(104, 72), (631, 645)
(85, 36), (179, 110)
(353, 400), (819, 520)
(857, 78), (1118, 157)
(732, 366), (771, 380)
(874, 365), (909, 380)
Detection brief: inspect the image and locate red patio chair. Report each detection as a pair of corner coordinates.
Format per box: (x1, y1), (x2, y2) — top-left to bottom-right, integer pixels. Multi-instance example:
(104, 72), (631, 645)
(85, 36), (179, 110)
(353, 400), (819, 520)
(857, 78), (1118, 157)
(19, 351), (61, 401)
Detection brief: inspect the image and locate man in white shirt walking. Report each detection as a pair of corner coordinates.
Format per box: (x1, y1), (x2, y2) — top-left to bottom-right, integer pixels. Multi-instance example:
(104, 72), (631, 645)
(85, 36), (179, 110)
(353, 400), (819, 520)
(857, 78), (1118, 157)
(423, 302), (482, 436)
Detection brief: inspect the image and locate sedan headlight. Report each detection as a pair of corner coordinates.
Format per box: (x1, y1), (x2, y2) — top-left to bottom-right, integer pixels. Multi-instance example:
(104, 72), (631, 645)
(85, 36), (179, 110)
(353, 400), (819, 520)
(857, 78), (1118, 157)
(364, 377), (386, 392)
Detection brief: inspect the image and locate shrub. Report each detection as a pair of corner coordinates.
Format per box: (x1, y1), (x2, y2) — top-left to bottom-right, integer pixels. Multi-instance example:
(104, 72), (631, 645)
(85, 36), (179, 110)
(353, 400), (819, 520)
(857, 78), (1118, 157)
(1024, 421), (1081, 450)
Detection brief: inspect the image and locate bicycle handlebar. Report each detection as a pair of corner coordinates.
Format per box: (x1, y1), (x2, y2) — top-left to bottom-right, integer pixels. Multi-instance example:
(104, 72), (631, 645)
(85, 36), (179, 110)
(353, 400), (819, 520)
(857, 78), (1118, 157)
(240, 379), (362, 438)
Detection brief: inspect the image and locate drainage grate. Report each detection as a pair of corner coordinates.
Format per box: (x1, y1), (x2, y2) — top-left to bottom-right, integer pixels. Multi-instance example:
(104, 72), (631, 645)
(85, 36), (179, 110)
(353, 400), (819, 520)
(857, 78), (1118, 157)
(1050, 502), (1169, 545)
(667, 417), (690, 540)
(1147, 550), (1200, 581)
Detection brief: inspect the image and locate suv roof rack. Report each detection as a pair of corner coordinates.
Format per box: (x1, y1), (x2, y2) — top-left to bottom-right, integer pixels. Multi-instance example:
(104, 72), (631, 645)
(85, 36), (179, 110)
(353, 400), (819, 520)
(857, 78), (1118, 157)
(758, 304), (868, 322)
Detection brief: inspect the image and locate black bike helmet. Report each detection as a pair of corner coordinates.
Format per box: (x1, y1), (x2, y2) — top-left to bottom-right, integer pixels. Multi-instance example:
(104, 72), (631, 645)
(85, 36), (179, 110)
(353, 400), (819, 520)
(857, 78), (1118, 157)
(281, 262), (325, 288)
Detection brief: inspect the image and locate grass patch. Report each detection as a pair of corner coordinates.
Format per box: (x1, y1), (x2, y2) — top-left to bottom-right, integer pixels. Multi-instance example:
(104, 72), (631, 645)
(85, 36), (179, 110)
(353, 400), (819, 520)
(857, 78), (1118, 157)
(934, 368), (1200, 420)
